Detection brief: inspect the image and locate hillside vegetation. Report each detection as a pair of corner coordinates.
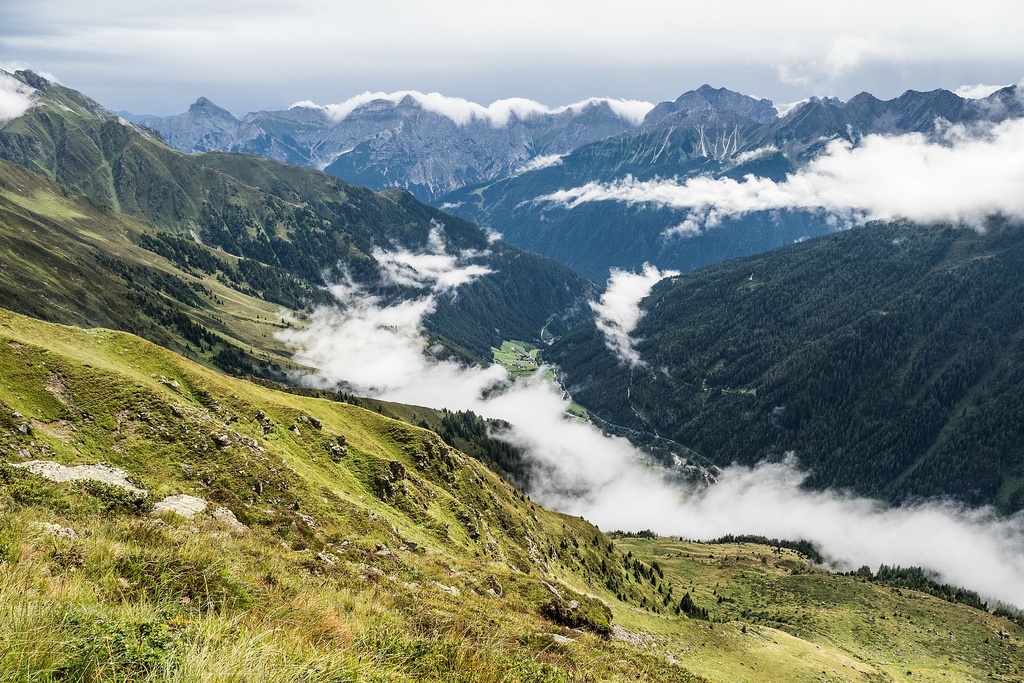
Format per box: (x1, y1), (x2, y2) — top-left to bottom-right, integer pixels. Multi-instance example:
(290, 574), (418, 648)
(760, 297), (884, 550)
(0, 308), (1020, 681)
(546, 221), (1024, 509)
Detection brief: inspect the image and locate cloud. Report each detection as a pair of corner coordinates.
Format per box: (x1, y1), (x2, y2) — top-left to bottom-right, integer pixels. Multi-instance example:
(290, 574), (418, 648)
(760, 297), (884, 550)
(292, 92), (654, 128)
(0, 70), (38, 123)
(278, 240), (1024, 610)
(536, 117), (1024, 233)
(591, 264), (679, 366)
(371, 221), (493, 292)
(955, 83), (1013, 99)
(731, 145), (780, 165)
(514, 154), (564, 174)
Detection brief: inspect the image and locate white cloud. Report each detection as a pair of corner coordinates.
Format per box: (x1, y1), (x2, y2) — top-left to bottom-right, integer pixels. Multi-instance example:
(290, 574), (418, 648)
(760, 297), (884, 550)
(371, 221), (493, 292)
(591, 264), (679, 366)
(292, 91), (654, 128)
(514, 154), (564, 174)
(0, 70), (38, 123)
(731, 145), (780, 164)
(774, 98), (810, 117)
(955, 83), (1012, 99)
(537, 117), (1024, 233)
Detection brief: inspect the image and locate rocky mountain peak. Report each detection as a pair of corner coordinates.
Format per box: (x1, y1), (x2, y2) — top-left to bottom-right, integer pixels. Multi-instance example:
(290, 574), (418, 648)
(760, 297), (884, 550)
(14, 70), (50, 91)
(644, 85), (778, 126)
(188, 96), (237, 121)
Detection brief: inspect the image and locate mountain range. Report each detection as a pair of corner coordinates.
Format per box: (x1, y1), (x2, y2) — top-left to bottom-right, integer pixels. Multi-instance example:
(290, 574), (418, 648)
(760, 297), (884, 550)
(129, 82), (1024, 281)
(127, 93), (648, 202)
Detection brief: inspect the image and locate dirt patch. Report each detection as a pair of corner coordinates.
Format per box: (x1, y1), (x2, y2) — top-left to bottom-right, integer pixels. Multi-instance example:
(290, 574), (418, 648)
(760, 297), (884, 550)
(44, 372), (75, 409)
(31, 419), (75, 442)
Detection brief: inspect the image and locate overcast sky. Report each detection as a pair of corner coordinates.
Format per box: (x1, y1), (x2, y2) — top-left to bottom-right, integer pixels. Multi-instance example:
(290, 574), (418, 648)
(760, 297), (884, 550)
(2, 0), (1022, 115)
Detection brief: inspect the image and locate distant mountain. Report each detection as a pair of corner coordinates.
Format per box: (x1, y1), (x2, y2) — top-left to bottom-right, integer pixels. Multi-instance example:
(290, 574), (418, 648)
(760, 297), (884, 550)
(0, 70), (593, 359)
(134, 93), (650, 202)
(441, 84), (1024, 280)
(545, 220), (1024, 511)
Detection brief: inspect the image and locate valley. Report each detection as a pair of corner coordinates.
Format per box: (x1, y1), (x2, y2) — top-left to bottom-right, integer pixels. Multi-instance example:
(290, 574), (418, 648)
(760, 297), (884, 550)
(1, 63), (1023, 681)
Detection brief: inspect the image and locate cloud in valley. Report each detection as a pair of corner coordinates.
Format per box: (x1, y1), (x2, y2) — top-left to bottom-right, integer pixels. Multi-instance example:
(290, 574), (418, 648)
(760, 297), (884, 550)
(590, 264), (679, 366)
(372, 222), (493, 292)
(278, 234), (1024, 610)
(514, 154), (564, 174)
(536, 117), (1024, 235)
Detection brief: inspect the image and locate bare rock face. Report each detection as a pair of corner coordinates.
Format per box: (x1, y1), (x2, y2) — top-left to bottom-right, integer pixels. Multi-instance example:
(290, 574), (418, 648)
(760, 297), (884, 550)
(151, 494), (207, 519)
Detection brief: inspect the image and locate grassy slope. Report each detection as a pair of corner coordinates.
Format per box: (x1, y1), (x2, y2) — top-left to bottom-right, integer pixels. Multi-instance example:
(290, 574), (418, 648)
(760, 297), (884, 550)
(0, 308), (1020, 681)
(0, 156), (301, 373)
(0, 308), (684, 681)
(619, 537), (1024, 683)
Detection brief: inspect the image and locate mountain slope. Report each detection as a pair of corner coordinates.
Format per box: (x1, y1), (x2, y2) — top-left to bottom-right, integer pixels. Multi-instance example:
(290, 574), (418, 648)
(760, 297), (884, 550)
(0, 70), (593, 356)
(0, 155), (317, 376)
(545, 221), (1024, 510)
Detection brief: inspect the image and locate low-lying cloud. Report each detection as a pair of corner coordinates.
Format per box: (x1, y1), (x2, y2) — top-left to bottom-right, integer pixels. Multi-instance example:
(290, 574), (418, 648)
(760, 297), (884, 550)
(955, 83), (1013, 99)
(279, 240), (1024, 610)
(0, 70), (38, 123)
(536, 117), (1024, 234)
(591, 264), (679, 366)
(514, 154), (564, 175)
(291, 92), (654, 127)
(372, 221), (493, 292)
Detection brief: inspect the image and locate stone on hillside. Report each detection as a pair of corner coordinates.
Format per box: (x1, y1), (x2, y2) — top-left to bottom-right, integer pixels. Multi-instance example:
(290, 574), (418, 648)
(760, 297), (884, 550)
(35, 522), (78, 540)
(12, 460), (147, 496)
(212, 506), (247, 531)
(151, 494), (207, 519)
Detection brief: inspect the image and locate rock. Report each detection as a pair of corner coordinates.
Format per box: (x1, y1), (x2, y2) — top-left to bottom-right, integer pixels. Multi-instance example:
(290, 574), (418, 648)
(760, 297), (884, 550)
(296, 512), (316, 530)
(158, 377), (181, 392)
(212, 506), (247, 531)
(35, 522), (78, 540)
(433, 581), (460, 596)
(541, 581), (563, 599)
(546, 633), (575, 645)
(151, 494), (208, 519)
(611, 625), (654, 647)
(213, 434), (231, 448)
(12, 460), (146, 496)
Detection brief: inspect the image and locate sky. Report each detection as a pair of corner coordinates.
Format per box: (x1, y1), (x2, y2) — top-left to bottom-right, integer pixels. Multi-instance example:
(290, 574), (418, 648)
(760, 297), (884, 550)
(2, 0), (1023, 116)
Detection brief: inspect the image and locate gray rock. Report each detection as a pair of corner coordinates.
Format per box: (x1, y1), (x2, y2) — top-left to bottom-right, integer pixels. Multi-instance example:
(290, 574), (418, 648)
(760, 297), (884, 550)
(212, 506), (247, 531)
(12, 460), (146, 496)
(151, 494), (207, 519)
(35, 522), (78, 540)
